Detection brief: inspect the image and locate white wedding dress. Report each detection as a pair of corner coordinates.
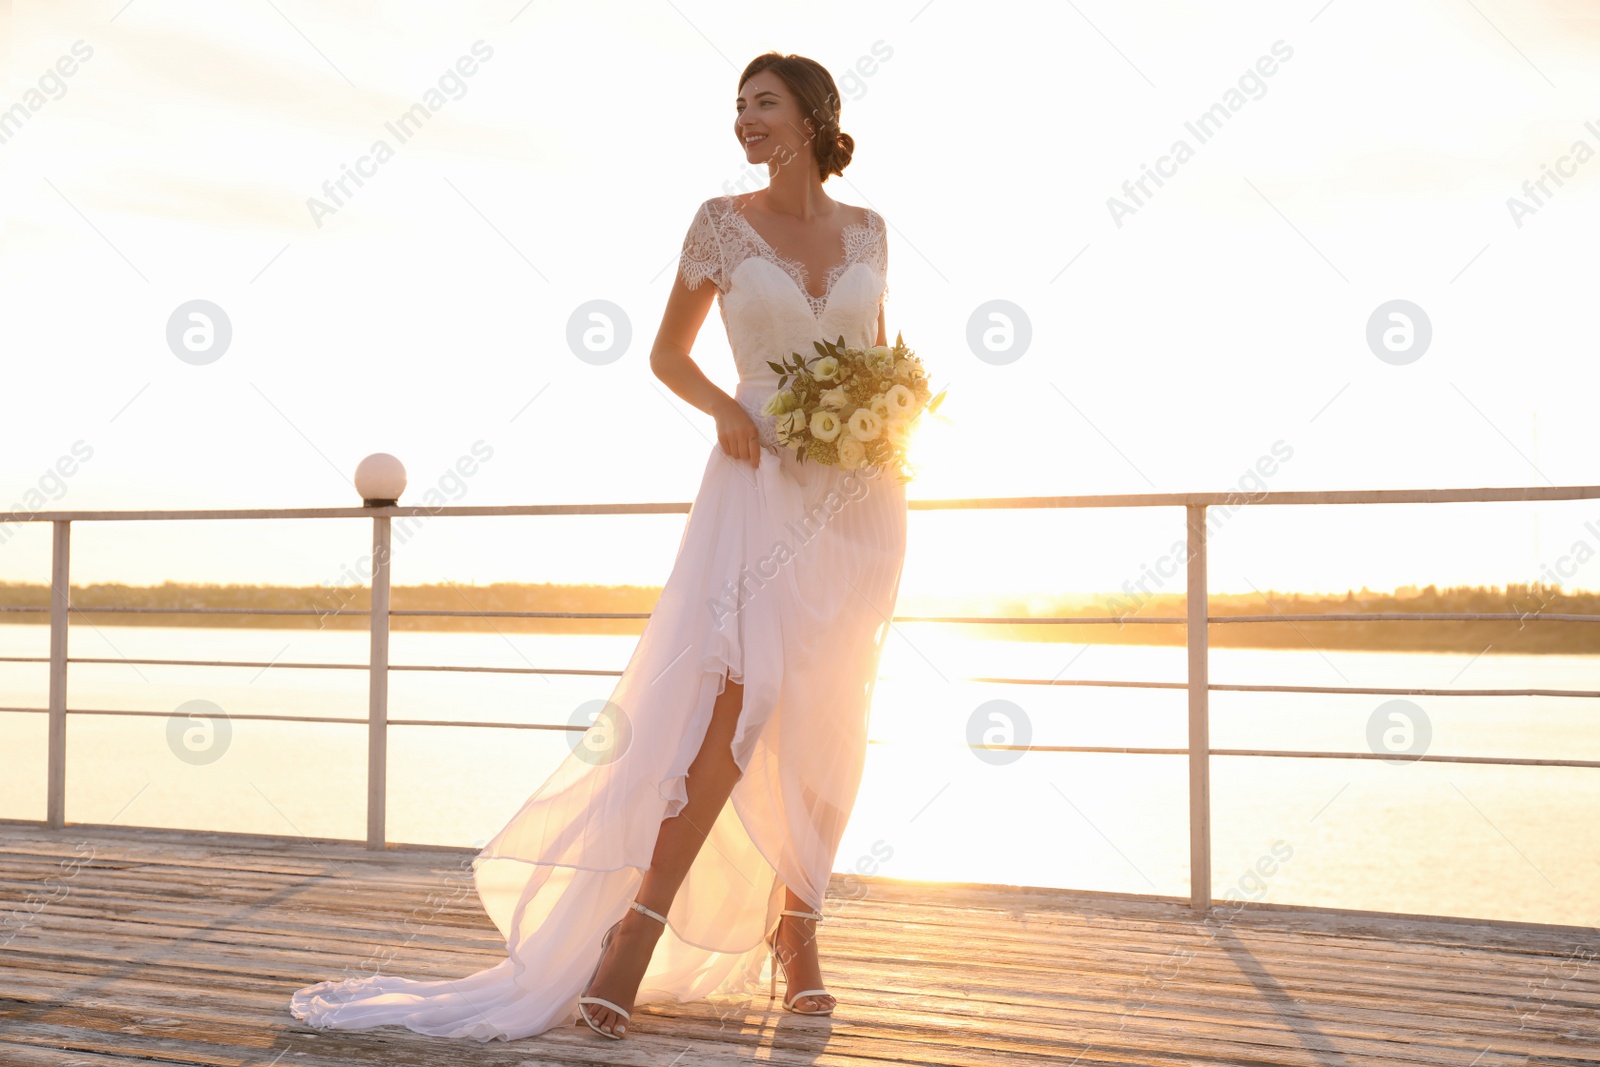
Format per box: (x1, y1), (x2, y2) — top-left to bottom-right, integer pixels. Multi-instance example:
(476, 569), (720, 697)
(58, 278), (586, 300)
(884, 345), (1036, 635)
(289, 193), (908, 1041)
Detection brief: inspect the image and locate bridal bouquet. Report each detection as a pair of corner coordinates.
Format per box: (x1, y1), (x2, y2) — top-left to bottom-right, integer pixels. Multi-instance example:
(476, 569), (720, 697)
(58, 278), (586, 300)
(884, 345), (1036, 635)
(760, 332), (944, 483)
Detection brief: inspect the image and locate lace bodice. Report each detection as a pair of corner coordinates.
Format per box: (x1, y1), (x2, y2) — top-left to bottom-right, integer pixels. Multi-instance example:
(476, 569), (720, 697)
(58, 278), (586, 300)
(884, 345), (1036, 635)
(677, 194), (890, 447)
(679, 194), (888, 316)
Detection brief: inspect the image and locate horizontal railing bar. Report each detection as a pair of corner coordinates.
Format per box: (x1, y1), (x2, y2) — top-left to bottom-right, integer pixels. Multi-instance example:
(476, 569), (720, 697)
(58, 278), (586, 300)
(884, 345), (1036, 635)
(6, 484), (1599, 523)
(4, 605), (1596, 625)
(0, 607), (1187, 623)
(892, 613), (1600, 624)
(0, 607), (1202, 623)
(32, 707), (584, 730)
(4, 657), (1596, 699)
(960, 742), (1600, 767)
(953, 744), (1187, 755)
(968, 677), (1600, 699)
(12, 707), (1594, 766)
(906, 615), (1174, 624)
(0, 606), (653, 618)
(904, 486), (1600, 510)
(7, 504), (692, 522)
(0, 607), (1181, 622)
(1208, 612), (1600, 623)
(1208, 682), (1600, 698)
(0, 656), (622, 677)
(1211, 749), (1600, 768)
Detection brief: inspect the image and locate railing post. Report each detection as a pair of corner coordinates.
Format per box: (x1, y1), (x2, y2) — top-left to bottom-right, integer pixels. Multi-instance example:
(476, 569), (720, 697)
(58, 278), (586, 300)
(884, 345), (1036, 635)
(366, 516), (391, 849)
(1186, 504), (1211, 911)
(46, 520), (70, 829)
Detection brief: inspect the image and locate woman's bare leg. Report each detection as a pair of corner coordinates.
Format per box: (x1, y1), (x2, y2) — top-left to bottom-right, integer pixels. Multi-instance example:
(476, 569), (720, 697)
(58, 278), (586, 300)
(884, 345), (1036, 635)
(580, 673), (747, 1036)
(771, 886), (835, 1013)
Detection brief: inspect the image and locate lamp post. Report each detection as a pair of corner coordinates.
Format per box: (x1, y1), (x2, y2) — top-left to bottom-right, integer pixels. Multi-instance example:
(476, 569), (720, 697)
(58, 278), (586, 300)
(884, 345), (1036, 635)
(354, 453), (404, 847)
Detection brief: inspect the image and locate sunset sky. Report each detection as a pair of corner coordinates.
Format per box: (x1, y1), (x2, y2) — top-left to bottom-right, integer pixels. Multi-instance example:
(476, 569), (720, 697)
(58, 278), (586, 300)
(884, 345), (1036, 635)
(2, 0), (1598, 601)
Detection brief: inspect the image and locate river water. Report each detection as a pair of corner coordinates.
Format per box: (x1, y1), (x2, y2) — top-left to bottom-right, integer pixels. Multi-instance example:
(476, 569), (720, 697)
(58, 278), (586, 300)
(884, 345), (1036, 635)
(1, 623), (1594, 927)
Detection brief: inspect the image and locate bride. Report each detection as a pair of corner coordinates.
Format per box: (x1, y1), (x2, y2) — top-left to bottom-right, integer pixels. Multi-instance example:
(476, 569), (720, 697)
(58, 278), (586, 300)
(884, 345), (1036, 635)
(290, 49), (907, 1043)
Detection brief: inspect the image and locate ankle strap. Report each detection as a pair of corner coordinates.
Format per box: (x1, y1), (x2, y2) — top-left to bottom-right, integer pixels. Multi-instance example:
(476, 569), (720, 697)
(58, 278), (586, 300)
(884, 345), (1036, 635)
(630, 900), (668, 925)
(779, 908), (823, 922)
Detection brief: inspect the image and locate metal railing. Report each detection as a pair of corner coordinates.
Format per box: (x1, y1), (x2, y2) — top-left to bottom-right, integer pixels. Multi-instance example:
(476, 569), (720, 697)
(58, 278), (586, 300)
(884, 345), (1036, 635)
(3, 483), (1598, 912)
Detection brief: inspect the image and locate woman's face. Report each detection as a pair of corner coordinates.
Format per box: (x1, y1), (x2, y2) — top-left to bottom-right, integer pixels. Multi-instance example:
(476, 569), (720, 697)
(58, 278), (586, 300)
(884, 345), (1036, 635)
(734, 70), (811, 172)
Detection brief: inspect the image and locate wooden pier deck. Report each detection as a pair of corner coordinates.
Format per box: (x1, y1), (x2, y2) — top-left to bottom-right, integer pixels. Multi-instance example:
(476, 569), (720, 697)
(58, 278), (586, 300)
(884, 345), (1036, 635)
(1, 823), (1596, 1066)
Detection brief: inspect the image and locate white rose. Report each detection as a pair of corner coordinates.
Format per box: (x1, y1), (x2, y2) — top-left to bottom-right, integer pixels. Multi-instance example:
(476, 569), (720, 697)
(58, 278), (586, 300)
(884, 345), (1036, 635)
(761, 389), (795, 417)
(809, 409), (843, 442)
(865, 345), (895, 373)
(836, 434), (867, 469)
(893, 358), (915, 382)
(868, 393), (890, 421)
(847, 407), (882, 442)
(884, 383), (917, 417)
(812, 355), (841, 382)
(820, 387), (850, 411)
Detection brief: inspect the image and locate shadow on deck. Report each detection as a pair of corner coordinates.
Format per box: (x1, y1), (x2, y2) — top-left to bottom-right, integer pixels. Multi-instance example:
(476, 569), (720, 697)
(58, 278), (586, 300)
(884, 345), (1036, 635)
(0, 823), (1596, 1066)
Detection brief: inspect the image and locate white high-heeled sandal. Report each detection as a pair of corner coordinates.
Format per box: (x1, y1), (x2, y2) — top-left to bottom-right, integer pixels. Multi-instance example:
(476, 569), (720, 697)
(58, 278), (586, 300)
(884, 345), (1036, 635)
(578, 899), (667, 1039)
(764, 908), (834, 1015)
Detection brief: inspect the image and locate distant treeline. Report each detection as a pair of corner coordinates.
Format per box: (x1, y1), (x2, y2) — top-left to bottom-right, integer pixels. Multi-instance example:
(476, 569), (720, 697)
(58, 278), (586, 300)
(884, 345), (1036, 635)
(0, 580), (1594, 653)
(0, 580), (660, 637)
(965, 583), (1600, 655)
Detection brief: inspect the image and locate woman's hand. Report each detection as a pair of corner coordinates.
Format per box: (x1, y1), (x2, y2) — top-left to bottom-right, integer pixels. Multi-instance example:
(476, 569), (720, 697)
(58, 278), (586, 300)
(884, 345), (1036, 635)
(713, 396), (762, 468)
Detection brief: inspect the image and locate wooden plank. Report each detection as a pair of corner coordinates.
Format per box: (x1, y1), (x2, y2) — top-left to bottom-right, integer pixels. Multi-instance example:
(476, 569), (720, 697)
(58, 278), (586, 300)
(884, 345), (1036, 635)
(6, 953), (1590, 1062)
(12, 904), (1594, 1036)
(6, 921), (1593, 1067)
(3, 826), (1598, 1067)
(9, 879), (1593, 1016)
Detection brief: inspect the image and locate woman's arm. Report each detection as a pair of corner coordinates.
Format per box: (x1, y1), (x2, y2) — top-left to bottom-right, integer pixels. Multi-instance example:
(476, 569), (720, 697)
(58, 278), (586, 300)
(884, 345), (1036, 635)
(876, 300), (887, 347)
(650, 274), (762, 467)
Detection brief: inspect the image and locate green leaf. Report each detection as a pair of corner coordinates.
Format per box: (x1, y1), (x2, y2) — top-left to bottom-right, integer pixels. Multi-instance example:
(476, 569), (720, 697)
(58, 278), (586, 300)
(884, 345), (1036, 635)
(767, 360), (784, 374)
(813, 341), (830, 359)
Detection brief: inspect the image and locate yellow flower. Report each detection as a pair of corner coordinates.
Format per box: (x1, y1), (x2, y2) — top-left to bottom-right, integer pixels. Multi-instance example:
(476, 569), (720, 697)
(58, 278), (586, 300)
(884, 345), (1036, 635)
(809, 409), (843, 442)
(847, 407), (882, 441)
(868, 393), (890, 420)
(813, 355), (841, 382)
(805, 437), (838, 465)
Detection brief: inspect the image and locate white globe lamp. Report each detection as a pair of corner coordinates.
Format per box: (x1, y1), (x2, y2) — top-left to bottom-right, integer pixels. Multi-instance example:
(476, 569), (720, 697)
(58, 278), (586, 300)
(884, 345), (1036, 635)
(354, 453), (406, 507)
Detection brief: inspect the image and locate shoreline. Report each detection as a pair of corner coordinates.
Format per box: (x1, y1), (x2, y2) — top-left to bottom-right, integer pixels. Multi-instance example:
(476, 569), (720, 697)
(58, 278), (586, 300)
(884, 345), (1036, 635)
(0, 580), (1594, 655)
